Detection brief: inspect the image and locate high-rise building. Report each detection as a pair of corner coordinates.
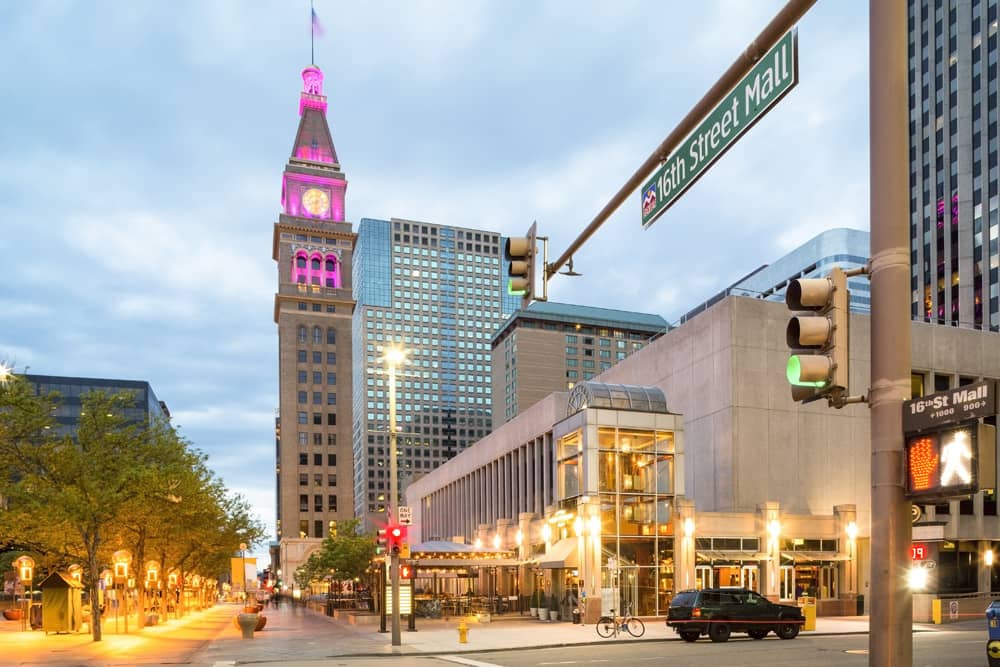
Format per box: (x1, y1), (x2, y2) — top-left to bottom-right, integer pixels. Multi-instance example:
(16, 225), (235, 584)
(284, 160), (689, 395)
(907, 0), (999, 330)
(679, 227), (871, 325)
(25, 374), (167, 437)
(273, 65), (356, 560)
(490, 301), (667, 425)
(351, 217), (520, 520)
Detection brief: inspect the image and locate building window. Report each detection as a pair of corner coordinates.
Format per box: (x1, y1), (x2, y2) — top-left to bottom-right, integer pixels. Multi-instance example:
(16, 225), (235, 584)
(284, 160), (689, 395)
(299, 494), (308, 511)
(313, 413), (322, 425)
(297, 350), (307, 362)
(298, 411), (308, 424)
(327, 328), (337, 344)
(313, 433), (322, 445)
(299, 520), (308, 538)
(327, 372), (337, 384)
(327, 413), (336, 426)
(314, 520), (324, 538)
(328, 474), (337, 487)
(328, 495), (338, 511)
(298, 391), (307, 404)
(299, 453), (308, 465)
(299, 474), (308, 486)
(313, 326), (322, 344)
(328, 454), (337, 466)
(297, 432), (307, 445)
(297, 325), (307, 343)
(327, 393), (337, 405)
(297, 370), (307, 383)
(313, 453), (322, 466)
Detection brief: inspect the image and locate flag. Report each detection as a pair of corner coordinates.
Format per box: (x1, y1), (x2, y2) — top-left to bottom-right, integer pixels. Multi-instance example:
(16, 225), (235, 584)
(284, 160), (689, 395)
(312, 8), (325, 38)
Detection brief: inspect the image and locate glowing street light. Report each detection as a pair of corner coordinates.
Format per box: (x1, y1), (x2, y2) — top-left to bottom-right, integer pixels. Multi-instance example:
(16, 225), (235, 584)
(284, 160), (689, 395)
(382, 345), (407, 648)
(13, 555), (34, 631)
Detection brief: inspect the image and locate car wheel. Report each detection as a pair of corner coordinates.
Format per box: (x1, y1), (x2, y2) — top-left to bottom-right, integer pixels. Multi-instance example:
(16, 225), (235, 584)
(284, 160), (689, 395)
(748, 629), (768, 640)
(680, 630), (700, 642)
(776, 623), (800, 640)
(708, 622), (731, 643)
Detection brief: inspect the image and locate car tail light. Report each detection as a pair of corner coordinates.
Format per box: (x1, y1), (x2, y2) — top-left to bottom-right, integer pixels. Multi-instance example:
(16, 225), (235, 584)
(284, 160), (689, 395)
(692, 608), (701, 618)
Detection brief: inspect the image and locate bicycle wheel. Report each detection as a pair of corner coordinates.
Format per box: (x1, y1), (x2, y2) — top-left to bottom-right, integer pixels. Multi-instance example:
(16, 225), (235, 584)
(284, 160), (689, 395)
(625, 616), (645, 637)
(596, 616), (615, 638)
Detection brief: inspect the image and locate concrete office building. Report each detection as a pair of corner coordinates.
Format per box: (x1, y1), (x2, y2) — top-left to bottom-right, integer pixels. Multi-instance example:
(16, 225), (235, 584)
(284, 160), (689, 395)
(406, 295), (1000, 621)
(490, 301), (667, 425)
(907, 0), (1000, 330)
(272, 65), (357, 582)
(351, 218), (520, 521)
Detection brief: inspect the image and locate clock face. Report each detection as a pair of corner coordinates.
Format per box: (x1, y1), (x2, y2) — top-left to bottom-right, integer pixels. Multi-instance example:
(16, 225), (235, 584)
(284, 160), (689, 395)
(301, 188), (330, 216)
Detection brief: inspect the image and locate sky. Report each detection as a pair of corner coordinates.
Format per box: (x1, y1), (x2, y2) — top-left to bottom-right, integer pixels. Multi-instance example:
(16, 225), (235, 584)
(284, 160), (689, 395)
(0, 1), (869, 565)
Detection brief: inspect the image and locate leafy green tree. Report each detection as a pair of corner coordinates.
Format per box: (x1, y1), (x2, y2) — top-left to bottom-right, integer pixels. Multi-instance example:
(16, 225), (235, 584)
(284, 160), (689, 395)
(294, 518), (375, 589)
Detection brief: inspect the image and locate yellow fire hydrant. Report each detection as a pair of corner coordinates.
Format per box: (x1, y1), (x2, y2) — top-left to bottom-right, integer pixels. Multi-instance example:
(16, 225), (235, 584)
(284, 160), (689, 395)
(457, 618), (469, 643)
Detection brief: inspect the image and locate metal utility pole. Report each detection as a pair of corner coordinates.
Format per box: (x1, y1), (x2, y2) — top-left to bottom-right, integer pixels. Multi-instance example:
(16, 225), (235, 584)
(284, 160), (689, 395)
(388, 352), (401, 647)
(869, 0), (912, 664)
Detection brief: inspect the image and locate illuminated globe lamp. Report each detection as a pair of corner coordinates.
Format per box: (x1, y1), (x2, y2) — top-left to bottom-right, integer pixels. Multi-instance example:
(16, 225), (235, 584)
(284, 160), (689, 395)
(67, 564), (83, 584)
(12, 556), (34, 629)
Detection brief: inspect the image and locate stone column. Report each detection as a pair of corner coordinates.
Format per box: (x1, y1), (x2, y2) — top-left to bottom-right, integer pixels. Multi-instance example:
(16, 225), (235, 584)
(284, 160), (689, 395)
(835, 504), (859, 599)
(758, 501), (781, 601)
(676, 497), (697, 594)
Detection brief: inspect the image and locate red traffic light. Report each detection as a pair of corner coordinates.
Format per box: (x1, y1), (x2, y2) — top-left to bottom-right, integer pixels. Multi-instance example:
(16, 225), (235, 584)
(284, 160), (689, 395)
(390, 526), (403, 539)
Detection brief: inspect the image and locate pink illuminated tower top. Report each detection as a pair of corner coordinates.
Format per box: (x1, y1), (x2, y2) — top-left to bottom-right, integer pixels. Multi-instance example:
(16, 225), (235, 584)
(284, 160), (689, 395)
(281, 64), (347, 222)
(300, 65), (327, 115)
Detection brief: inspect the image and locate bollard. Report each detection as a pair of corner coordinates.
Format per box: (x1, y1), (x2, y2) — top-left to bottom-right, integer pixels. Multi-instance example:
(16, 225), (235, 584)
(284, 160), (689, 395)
(457, 618), (469, 644)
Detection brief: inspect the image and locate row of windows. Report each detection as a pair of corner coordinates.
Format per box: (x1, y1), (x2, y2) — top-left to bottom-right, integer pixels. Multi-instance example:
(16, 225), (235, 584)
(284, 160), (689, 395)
(297, 326), (337, 345)
(297, 350), (337, 364)
(297, 391), (338, 405)
(286, 232), (351, 246)
(298, 453), (337, 466)
(299, 473), (337, 487)
(299, 371), (338, 384)
(297, 411), (337, 425)
(296, 302), (337, 313)
(298, 495), (338, 512)
(297, 432), (337, 446)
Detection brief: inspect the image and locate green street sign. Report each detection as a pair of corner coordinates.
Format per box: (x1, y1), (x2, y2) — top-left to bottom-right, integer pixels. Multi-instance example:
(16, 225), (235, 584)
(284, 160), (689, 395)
(641, 29), (799, 228)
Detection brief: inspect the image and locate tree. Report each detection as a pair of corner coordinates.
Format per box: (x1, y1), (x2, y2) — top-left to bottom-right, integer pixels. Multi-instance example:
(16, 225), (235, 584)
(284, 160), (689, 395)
(294, 518), (375, 589)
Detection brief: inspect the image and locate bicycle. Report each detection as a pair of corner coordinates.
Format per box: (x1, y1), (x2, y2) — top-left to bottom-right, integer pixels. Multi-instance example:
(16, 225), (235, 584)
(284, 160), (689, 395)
(595, 608), (645, 638)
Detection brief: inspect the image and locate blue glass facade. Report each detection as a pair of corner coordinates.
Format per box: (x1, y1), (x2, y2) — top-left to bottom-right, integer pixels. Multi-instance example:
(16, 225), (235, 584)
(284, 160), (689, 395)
(25, 374), (166, 438)
(351, 218), (518, 519)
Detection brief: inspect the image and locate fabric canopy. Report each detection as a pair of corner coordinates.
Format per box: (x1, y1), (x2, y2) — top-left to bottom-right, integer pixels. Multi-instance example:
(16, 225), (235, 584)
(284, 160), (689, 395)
(537, 538), (579, 568)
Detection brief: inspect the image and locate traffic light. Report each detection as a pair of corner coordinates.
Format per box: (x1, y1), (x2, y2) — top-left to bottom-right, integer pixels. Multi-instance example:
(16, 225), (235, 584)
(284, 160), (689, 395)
(387, 524), (406, 556)
(505, 221), (538, 309)
(376, 528), (388, 555)
(785, 266), (849, 407)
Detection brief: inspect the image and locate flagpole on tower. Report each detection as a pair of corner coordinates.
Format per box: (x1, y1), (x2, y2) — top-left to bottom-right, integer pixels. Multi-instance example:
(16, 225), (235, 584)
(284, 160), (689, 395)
(311, 0), (315, 65)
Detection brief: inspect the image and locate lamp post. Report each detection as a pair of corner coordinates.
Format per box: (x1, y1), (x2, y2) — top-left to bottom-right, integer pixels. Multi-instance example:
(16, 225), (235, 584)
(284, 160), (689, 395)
(239, 542), (248, 609)
(384, 346), (406, 647)
(13, 555), (34, 631)
(846, 521), (859, 599)
(145, 560), (160, 621)
(112, 549), (132, 634)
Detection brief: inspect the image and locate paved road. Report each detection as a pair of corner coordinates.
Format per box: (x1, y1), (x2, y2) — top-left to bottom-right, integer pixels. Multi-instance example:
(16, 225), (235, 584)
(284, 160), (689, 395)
(0, 600), (988, 666)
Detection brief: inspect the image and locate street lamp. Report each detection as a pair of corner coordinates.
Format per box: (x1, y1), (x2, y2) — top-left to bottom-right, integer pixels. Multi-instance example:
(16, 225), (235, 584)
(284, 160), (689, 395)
(846, 521), (859, 597)
(145, 560), (160, 619)
(13, 555), (34, 631)
(383, 345), (407, 647)
(239, 542), (249, 610)
(112, 549), (132, 634)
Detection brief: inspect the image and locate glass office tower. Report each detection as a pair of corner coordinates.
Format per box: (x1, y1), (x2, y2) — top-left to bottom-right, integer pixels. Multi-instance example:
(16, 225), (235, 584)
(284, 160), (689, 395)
(908, 0), (1000, 330)
(351, 217), (520, 520)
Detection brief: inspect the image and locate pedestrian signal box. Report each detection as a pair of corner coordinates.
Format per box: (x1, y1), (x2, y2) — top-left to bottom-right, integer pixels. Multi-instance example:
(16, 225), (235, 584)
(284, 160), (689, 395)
(904, 422), (996, 500)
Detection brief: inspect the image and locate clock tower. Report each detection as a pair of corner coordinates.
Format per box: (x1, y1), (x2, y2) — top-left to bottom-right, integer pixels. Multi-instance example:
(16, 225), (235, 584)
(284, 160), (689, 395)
(273, 65), (355, 579)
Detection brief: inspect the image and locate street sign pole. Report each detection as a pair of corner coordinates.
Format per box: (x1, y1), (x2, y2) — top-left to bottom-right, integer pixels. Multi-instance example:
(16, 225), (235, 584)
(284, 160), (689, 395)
(868, 0), (911, 664)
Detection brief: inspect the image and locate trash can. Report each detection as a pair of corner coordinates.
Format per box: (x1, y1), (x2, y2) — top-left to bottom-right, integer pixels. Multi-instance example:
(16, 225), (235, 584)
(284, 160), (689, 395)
(798, 596), (816, 632)
(572, 607), (581, 624)
(986, 601), (1000, 666)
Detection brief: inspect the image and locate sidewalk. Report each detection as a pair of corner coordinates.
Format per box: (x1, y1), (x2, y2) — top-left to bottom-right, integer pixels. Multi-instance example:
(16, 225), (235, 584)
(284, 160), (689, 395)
(0, 600), (936, 665)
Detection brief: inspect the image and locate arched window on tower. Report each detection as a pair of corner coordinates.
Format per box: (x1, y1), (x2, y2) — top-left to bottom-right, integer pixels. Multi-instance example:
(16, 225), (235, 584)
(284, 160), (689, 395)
(292, 251), (309, 284)
(297, 325), (307, 343)
(324, 255), (339, 288)
(313, 326), (322, 344)
(310, 255), (322, 285)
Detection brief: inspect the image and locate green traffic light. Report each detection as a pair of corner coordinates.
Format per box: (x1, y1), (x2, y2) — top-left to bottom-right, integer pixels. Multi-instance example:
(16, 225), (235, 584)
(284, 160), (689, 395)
(507, 279), (526, 296)
(786, 356), (827, 387)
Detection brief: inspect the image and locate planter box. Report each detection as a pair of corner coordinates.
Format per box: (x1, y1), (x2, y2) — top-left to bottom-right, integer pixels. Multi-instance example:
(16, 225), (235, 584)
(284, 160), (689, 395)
(3, 609), (23, 621)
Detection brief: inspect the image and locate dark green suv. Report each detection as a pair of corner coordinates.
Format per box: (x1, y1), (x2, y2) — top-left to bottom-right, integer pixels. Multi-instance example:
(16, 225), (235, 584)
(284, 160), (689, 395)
(666, 587), (804, 643)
